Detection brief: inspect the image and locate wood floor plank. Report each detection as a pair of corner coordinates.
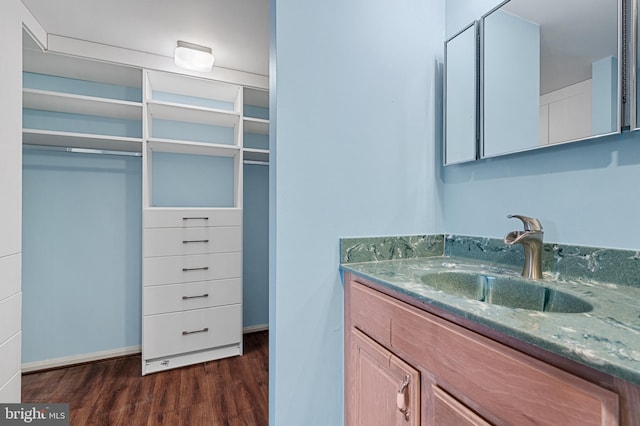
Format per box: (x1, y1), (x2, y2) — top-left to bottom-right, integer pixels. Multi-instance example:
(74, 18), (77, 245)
(22, 331), (269, 425)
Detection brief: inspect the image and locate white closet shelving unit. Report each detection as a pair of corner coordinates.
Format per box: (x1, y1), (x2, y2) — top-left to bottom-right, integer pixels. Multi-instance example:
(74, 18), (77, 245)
(21, 48), (266, 374)
(141, 70), (244, 374)
(242, 87), (269, 162)
(22, 51), (143, 153)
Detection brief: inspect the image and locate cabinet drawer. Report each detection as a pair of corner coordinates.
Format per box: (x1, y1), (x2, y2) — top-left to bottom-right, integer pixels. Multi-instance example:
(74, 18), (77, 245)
(144, 209), (241, 228)
(0, 254), (20, 301)
(144, 278), (241, 315)
(0, 333), (20, 393)
(350, 281), (393, 348)
(144, 226), (241, 257)
(0, 293), (21, 346)
(143, 252), (241, 286)
(143, 304), (241, 360)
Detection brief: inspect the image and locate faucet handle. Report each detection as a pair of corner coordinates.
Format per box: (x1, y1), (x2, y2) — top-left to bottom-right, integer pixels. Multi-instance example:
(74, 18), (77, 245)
(507, 214), (543, 232)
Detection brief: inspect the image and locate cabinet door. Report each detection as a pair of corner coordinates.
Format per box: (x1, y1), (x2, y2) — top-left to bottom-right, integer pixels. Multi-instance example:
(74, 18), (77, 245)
(349, 328), (420, 426)
(444, 22), (478, 165)
(431, 385), (491, 426)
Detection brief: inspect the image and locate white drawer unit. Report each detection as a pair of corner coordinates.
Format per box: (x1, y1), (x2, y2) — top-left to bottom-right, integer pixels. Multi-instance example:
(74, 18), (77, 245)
(144, 209), (241, 229)
(143, 304), (241, 360)
(141, 71), (244, 375)
(144, 278), (242, 315)
(143, 252), (241, 286)
(143, 226), (241, 257)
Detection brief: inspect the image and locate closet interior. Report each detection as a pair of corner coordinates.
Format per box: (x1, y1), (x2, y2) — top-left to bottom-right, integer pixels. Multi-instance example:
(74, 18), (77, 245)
(21, 41), (269, 373)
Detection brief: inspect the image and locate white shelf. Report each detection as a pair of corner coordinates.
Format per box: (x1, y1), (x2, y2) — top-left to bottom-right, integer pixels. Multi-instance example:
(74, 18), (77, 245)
(24, 49), (142, 89)
(145, 70), (242, 107)
(243, 117), (269, 135)
(243, 148), (269, 163)
(23, 88), (142, 120)
(146, 138), (241, 157)
(147, 100), (240, 127)
(23, 129), (142, 152)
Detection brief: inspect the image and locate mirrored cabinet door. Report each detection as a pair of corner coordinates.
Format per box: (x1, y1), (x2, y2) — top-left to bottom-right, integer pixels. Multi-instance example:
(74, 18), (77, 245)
(481, 5), (540, 157)
(481, 0), (621, 158)
(444, 23), (478, 165)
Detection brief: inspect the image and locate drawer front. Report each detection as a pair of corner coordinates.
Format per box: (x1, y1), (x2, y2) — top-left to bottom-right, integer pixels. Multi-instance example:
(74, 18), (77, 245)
(0, 253), (20, 301)
(0, 293), (21, 346)
(144, 209), (241, 229)
(144, 278), (242, 315)
(349, 281), (393, 348)
(0, 372), (20, 404)
(144, 226), (241, 257)
(0, 333), (21, 393)
(143, 252), (241, 286)
(143, 304), (242, 360)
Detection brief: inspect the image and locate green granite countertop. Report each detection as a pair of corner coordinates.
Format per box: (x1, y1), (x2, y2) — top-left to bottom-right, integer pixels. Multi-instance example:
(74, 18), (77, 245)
(341, 256), (640, 386)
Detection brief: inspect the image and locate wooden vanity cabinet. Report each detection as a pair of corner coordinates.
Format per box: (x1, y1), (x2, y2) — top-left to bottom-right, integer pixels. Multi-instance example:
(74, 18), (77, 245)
(349, 328), (420, 425)
(344, 272), (628, 426)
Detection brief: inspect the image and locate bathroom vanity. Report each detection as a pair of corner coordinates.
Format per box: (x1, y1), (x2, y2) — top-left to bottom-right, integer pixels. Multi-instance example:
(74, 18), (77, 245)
(342, 258), (640, 425)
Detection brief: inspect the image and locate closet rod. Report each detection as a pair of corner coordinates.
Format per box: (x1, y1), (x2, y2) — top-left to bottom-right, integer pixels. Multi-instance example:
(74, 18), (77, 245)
(243, 160), (269, 166)
(23, 144), (142, 157)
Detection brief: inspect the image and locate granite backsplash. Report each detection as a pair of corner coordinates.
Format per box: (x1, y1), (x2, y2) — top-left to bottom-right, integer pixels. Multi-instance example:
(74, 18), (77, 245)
(340, 234), (640, 288)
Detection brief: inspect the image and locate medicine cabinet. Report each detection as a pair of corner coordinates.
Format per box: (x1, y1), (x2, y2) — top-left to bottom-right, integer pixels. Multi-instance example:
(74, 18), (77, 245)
(444, 0), (622, 164)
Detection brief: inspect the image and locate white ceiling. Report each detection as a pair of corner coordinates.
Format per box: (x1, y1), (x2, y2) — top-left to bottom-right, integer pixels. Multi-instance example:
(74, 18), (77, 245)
(21, 0), (270, 77)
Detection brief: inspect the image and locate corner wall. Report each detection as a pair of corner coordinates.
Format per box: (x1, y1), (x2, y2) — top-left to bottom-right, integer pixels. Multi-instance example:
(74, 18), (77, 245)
(270, 0), (445, 423)
(444, 0), (640, 250)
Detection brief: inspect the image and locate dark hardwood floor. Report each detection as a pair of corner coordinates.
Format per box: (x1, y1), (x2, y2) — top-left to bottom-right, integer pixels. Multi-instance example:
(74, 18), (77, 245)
(22, 331), (269, 426)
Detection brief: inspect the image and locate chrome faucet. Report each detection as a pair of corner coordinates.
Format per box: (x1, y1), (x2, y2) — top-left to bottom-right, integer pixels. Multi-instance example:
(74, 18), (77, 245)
(504, 214), (544, 280)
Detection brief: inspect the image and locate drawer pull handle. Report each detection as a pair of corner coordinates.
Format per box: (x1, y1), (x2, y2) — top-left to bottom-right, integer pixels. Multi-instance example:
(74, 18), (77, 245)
(182, 267), (209, 272)
(182, 294), (209, 300)
(182, 327), (209, 335)
(396, 375), (410, 421)
(182, 217), (209, 221)
(182, 239), (209, 244)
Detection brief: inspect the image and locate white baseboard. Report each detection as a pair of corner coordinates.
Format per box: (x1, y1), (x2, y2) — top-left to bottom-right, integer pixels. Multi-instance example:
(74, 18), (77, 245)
(243, 324), (268, 334)
(22, 326), (268, 372)
(21, 345), (141, 373)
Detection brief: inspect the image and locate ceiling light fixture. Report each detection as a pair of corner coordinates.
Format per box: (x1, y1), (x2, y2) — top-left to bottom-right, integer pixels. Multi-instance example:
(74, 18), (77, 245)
(174, 40), (215, 72)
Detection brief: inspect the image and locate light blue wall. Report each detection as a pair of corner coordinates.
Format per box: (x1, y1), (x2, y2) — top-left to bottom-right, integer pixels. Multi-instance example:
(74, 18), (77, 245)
(22, 149), (142, 363)
(151, 119), (234, 145)
(243, 164), (269, 328)
(244, 133), (269, 150)
(23, 147), (266, 364)
(443, 131), (640, 249)
(151, 152), (235, 208)
(444, 0), (640, 250)
(244, 105), (269, 120)
(270, 0), (445, 424)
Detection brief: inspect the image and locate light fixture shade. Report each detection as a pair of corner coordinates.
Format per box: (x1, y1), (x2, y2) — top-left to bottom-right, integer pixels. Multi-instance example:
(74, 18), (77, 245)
(174, 41), (215, 72)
